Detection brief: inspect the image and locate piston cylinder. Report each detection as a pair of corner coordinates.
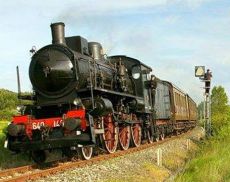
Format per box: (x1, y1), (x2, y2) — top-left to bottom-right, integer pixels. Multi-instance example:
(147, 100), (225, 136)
(91, 98), (113, 116)
(64, 118), (81, 131)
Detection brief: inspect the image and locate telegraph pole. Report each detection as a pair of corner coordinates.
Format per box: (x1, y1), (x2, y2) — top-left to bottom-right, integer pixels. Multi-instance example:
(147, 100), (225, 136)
(195, 66), (212, 137)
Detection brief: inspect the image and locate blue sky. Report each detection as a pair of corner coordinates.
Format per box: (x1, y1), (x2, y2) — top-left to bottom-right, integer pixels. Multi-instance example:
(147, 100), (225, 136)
(0, 0), (229, 103)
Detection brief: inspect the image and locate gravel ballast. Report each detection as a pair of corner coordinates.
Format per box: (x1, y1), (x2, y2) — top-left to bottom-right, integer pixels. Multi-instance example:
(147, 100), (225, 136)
(35, 127), (205, 182)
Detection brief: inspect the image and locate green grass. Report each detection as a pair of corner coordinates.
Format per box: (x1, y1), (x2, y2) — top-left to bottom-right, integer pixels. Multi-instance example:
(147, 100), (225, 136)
(0, 121), (8, 145)
(0, 121), (32, 169)
(176, 124), (230, 182)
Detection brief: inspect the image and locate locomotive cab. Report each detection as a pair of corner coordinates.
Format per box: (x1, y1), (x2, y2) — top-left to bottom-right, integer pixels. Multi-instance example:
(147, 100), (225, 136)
(109, 55), (153, 113)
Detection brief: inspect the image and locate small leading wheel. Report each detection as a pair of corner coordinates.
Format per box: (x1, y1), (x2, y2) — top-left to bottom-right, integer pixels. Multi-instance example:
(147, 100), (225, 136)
(131, 123), (142, 147)
(102, 114), (118, 154)
(78, 146), (93, 160)
(119, 125), (131, 150)
(31, 150), (46, 164)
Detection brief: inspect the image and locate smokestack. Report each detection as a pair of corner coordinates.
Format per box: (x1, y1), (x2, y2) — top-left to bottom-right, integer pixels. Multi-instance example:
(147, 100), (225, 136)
(50, 22), (66, 45)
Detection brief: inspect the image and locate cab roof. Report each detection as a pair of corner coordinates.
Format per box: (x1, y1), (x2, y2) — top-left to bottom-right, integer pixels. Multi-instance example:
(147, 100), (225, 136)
(109, 55), (152, 72)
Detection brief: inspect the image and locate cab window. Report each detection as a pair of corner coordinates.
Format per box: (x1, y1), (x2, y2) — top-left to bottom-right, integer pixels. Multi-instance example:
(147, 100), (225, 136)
(132, 66), (141, 79)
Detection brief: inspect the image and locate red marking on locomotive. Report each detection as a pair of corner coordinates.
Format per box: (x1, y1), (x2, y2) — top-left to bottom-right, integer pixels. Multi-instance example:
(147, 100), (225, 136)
(13, 115), (29, 123)
(12, 109), (87, 139)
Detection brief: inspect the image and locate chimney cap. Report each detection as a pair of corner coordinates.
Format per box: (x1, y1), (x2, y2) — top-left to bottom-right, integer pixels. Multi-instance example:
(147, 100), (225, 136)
(50, 22), (65, 27)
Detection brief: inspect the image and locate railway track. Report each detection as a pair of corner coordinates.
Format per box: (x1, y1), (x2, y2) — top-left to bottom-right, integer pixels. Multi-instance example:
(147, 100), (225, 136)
(0, 130), (192, 182)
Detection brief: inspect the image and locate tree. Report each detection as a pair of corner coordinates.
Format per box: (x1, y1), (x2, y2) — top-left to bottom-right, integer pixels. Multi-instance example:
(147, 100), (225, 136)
(197, 101), (204, 120)
(0, 89), (18, 110)
(211, 86), (230, 131)
(0, 89), (18, 120)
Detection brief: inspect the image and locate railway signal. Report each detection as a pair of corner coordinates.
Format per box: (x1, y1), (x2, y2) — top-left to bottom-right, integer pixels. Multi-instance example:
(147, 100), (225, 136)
(195, 66), (205, 77)
(195, 66), (212, 137)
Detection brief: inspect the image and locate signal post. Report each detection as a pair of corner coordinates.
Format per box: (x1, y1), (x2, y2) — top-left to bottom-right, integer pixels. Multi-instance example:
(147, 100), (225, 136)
(195, 66), (212, 137)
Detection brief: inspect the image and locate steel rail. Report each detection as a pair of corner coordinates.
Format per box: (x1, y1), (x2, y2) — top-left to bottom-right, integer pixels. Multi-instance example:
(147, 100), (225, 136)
(0, 129), (193, 182)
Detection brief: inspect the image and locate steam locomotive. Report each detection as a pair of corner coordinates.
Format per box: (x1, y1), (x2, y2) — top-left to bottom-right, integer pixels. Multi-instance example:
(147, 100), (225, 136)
(5, 22), (197, 163)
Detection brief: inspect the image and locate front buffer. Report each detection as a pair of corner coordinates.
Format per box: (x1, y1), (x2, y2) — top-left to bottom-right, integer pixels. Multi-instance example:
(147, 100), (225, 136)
(5, 109), (95, 163)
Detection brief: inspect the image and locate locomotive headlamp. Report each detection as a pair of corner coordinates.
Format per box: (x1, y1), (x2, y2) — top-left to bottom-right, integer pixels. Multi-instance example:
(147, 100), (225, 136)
(73, 98), (82, 106)
(16, 105), (24, 113)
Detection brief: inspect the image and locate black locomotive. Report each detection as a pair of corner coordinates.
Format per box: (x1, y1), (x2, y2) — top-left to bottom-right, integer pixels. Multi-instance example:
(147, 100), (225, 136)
(5, 22), (197, 163)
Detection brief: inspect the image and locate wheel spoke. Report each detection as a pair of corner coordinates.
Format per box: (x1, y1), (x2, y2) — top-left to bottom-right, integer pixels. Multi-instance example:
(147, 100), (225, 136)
(118, 125), (130, 150)
(102, 114), (118, 153)
(131, 124), (141, 147)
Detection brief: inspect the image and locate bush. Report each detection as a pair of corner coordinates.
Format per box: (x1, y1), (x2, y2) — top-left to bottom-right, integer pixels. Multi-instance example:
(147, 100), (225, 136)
(211, 86), (230, 132)
(0, 109), (17, 121)
(0, 89), (18, 110)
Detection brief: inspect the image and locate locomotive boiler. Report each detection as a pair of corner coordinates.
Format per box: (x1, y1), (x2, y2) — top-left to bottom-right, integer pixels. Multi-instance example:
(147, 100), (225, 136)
(5, 22), (197, 163)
